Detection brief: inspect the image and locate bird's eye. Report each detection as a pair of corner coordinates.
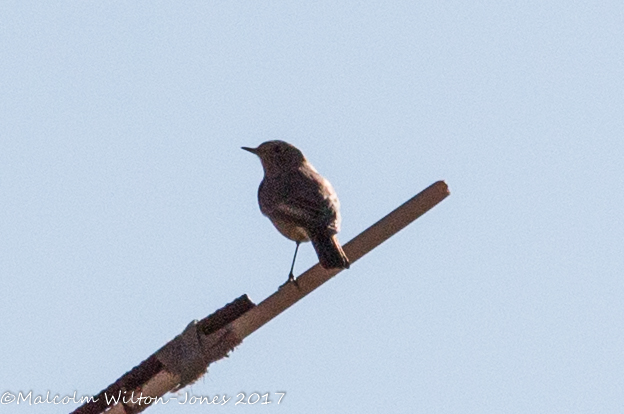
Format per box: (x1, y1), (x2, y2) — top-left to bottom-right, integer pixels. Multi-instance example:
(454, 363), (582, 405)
(274, 146), (282, 153)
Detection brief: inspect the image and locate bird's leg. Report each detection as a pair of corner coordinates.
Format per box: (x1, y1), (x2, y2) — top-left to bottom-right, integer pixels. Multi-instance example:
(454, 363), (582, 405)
(287, 241), (300, 285)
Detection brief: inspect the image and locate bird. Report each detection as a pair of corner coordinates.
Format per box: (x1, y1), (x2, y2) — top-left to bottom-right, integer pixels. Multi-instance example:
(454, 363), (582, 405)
(242, 140), (350, 284)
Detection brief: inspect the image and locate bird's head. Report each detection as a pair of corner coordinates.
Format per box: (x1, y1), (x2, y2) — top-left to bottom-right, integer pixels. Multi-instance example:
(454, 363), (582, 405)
(242, 140), (306, 176)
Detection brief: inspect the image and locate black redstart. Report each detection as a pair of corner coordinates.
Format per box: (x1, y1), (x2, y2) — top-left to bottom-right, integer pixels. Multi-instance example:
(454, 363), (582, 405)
(242, 140), (350, 283)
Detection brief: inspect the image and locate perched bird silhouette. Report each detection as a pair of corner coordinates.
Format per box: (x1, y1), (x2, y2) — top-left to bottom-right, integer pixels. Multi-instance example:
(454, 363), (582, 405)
(242, 140), (350, 283)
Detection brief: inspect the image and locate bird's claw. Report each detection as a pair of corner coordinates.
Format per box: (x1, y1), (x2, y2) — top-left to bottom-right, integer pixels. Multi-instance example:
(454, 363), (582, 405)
(280, 273), (300, 289)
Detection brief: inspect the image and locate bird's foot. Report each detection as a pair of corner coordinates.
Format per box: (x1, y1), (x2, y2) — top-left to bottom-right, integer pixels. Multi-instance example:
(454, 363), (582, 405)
(280, 273), (299, 289)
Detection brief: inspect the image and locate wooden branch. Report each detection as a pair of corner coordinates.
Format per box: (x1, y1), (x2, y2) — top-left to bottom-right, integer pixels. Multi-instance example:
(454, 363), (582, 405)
(71, 295), (255, 414)
(71, 180), (450, 414)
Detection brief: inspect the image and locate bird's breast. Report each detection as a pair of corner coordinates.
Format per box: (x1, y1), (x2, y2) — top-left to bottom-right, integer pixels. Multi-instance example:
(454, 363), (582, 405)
(267, 216), (310, 242)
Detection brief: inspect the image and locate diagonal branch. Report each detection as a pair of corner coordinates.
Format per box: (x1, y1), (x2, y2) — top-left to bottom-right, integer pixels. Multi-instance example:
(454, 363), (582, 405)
(71, 180), (450, 414)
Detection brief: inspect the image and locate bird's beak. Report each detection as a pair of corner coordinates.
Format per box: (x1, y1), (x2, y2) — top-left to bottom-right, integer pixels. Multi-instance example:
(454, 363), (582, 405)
(241, 146), (258, 155)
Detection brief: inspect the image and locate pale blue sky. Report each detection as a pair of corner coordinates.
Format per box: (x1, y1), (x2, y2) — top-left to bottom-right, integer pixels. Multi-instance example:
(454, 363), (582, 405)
(1, 2), (622, 413)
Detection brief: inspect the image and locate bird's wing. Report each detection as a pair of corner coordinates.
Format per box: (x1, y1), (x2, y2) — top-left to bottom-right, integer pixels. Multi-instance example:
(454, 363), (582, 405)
(259, 170), (340, 232)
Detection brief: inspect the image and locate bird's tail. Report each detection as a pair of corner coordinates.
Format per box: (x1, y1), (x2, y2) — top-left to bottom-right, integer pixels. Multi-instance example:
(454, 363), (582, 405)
(310, 232), (350, 270)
